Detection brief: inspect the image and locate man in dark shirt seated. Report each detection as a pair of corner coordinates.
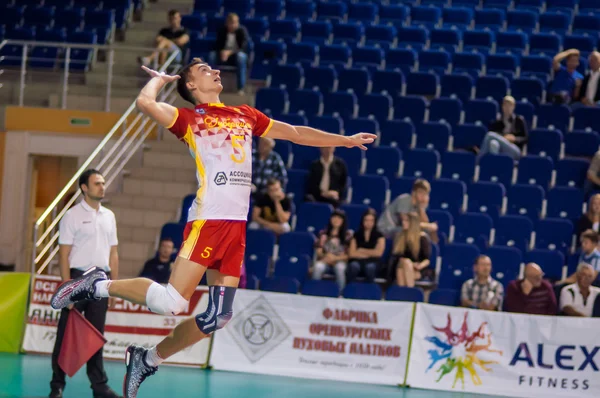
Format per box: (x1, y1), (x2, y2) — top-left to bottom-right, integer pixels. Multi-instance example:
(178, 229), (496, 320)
(479, 95), (528, 161)
(305, 147), (348, 207)
(139, 238), (175, 284)
(504, 263), (558, 316)
(139, 10), (190, 67)
(548, 48), (583, 104)
(207, 13), (250, 95)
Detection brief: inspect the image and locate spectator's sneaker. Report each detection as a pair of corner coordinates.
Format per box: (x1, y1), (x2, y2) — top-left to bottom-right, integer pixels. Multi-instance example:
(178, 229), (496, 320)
(50, 267), (107, 310)
(123, 346), (158, 398)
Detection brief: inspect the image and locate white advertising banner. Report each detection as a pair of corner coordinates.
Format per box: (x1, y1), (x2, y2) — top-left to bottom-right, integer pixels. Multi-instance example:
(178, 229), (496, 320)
(407, 303), (600, 397)
(22, 274), (211, 366)
(210, 289), (413, 385)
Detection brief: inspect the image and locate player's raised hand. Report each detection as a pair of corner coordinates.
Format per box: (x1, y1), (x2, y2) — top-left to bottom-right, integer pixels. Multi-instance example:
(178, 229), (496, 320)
(346, 133), (377, 150)
(141, 65), (180, 83)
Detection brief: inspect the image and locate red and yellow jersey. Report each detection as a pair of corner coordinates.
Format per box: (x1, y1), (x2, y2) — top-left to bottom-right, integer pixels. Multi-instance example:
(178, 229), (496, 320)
(168, 102), (273, 222)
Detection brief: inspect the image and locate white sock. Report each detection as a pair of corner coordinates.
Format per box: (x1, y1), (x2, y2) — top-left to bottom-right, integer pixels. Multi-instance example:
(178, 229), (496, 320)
(94, 280), (111, 298)
(145, 346), (164, 367)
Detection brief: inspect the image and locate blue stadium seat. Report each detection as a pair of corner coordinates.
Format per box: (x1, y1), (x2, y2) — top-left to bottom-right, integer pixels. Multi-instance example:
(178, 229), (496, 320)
(507, 10), (537, 33)
(380, 4), (410, 26)
(390, 177), (416, 199)
(190, 38), (214, 59)
(351, 175), (389, 214)
(338, 68), (370, 96)
(476, 76), (509, 103)
(406, 72), (439, 96)
(524, 249), (565, 281)
(301, 280), (339, 298)
(340, 203), (369, 232)
(475, 9), (505, 31)
(243, 17), (269, 41)
(255, 87), (288, 117)
(270, 19), (300, 41)
(332, 22), (363, 45)
(286, 0), (316, 19)
(573, 15), (600, 36)
(278, 113), (307, 126)
(319, 44), (351, 70)
(279, 231), (316, 259)
(511, 78), (544, 104)
(415, 122), (451, 152)
(396, 26), (429, 50)
(535, 218), (573, 255)
(386, 286), (424, 302)
(310, 115), (343, 135)
(358, 94), (392, 122)
(343, 283), (382, 300)
(317, 0), (347, 22)
(323, 91), (357, 121)
(440, 74), (474, 103)
(394, 96), (426, 124)
(335, 147), (363, 178)
(245, 252), (271, 280)
(247, 228), (277, 258)
(54, 7), (84, 30)
(65, 30), (97, 71)
(467, 181), (505, 223)
(430, 178), (466, 218)
(179, 194), (195, 224)
(453, 124), (487, 151)
(273, 140), (292, 167)
(291, 144), (320, 170)
(274, 255), (310, 284)
(556, 159), (589, 189)
(438, 243), (480, 290)
(464, 99), (498, 125)
(539, 12), (570, 34)
(430, 28), (461, 53)
(353, 46), (385, 71)
(462, 30), (494, 56)
(372, 69), (405, 97)
(304, 65), (336, 92)
(84, 9), (114, 45)
(507, 184), (544, 222)
(224, 0), (253, 16)
(546, 187), (584, 223)
(495, 32), (527, 55)
(516, 156), (553, 190)
(411, 6), (442, 28)
(260, 276), (299, 294)
(24, 5), (54, 29)
(454, 212), (493, 248)
(514, 0), (543, 10)
(529, 34), (561, 57)
(251, 40), (286, 80)
(418, 50), (450, 75)
(441, 151), (476, 182)
(485, 246), (521, 286)
(286, 169), (308, 207)
(441, 8), (472, 30)
(479, 154), (514, 187)
(429, 289), (460, 306)
(301, 20), (332, 45)
(565, 132), (600, 158)
(295, 202), (333, 234)
(160, 223), (185, 250)
(515, 102), (535, 129)
(402, 148), (440, 180)
(429, 97), (462, 126)
(366, 146), (402, 179)
(386, 48), (417, 74)
(287, 42), (317, 65)
(536, 104), (570, 134)
(527, 129), (562, 163)
(573, 107), (600, 133)
(494, 215), (533, 253)
(269, 64), (302, 91)
(564, 35), (596, 55)
(345, 118), (379, 136)
(427, 209), (453, 242)
(289, 89), (321, 117)
(254, 0), (283, 18)
(365, 25), (396, 47)
(380, 120), (415, 150)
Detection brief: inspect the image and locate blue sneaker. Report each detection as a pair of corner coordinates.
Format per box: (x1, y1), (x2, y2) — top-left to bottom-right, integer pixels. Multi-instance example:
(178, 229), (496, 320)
(123, 346), (158, 398)
(50, 267), (107, 310)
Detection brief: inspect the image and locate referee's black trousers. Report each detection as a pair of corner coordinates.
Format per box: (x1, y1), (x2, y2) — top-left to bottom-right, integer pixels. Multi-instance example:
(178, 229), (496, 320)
(50, 269), (110, 393)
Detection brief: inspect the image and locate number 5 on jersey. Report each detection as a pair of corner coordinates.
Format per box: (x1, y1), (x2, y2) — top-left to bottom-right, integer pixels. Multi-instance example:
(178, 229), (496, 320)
(201, 247), (213, 259)
(230, 135), (246, 164)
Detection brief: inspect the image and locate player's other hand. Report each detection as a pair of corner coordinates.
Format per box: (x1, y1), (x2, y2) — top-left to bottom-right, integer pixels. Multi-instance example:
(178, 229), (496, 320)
(346, 133), (377, 150)
(141, 66), (180, 83)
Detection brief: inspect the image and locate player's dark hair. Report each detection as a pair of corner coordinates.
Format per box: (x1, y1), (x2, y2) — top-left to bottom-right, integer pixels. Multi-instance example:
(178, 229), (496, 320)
(176, 57), (205, 105)
(168, 9), (180, 18)
(78, 169), (103, 195)
(581, 229), (599, 244)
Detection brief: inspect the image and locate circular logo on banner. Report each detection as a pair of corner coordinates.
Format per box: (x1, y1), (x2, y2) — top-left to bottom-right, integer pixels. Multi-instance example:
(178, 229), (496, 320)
(243, 314), (274, 345)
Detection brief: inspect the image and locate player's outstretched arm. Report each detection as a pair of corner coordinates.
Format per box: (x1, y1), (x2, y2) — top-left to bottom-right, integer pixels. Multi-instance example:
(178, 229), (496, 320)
(136, 66), (180, 128)
(268, 120), (377, 150)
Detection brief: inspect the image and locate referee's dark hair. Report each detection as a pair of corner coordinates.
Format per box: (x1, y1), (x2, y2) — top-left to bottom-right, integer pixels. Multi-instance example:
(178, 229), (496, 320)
(79, 169), (103, 195)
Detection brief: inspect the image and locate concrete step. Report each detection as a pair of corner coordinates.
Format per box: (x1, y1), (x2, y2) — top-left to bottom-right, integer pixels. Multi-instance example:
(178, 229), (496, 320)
(145, 140), (189, 154)
(117, 224), (160, 244)
(110, 204), (176, 228)
(122, 177), (196, 199)
(119, 240), (154, 262)
(107, 192), (188, 211)
(128, 166), (197, 183)
(142, 151), (197, 170)
(118, 258), (144, 279)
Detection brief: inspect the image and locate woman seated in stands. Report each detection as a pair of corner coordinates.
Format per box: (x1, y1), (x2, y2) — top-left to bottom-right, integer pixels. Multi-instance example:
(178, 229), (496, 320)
(577, 194), (600, 245)
(347, 208), (386, 285)
(311, 210), (352, 291)
(389, 212), (431, 287)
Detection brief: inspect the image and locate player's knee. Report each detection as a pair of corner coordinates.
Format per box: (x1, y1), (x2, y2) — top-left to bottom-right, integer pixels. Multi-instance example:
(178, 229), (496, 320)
(145, 282), (189, 315)
(195, 286), (236, 334)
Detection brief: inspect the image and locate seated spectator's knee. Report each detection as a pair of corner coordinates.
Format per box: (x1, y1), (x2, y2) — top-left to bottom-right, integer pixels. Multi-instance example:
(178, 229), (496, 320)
(489, 139), (500, 154)
(335, 261), (346, 272)
(236, 51), (248, 65)
(398, 258), (411, 269)
(280, 223), (291, 233)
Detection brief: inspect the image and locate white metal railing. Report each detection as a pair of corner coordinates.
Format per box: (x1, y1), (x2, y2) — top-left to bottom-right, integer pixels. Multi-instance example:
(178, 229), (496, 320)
(0, 39), (175, 111)
(31, 49), (181, 276)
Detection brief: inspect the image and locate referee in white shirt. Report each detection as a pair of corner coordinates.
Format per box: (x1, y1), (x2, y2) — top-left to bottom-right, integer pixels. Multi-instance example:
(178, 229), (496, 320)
(49, 169), (121, 398)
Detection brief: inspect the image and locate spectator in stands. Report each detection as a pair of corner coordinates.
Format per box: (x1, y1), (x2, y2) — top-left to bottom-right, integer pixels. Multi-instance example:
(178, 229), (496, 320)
(577, 194), (600, 242)
(347, 209), (386, 285)
(586, 153), (600, 195)
(461, 255), (504, 311)
(305, 147), (348, 207)
(480, 96), (527, 161)
(377, 179), (438, 240)
(559, 263), (600, 317)
(388, 212), (431, 287)
(207, 13), (249, 95)
(574, 51), (600, 108)
(312, 210), (352, 290)
(557, 230), (600, 285)
(139, 10), (189, 67)
(138, 238), (174, 284)
(251, 137), (287, 196)
(249, 178), (292, 235)
(504, 263), (557, 315)
(549, 49), (583, 104)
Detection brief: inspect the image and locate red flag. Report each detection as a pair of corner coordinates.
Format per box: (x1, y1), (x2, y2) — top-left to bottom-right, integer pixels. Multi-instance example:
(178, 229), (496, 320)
(58, 309), (107, 377)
